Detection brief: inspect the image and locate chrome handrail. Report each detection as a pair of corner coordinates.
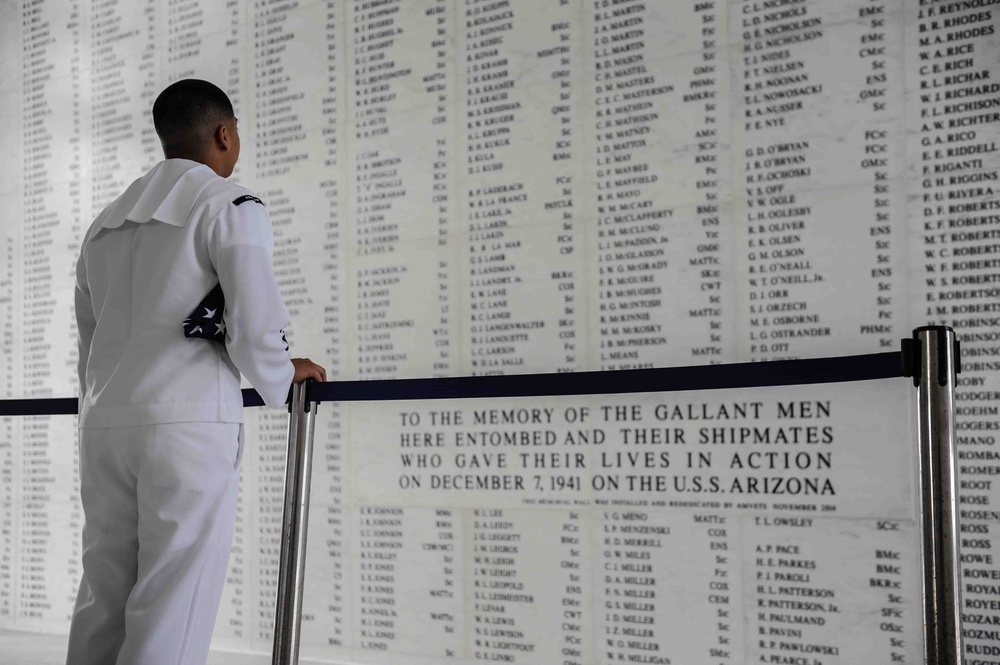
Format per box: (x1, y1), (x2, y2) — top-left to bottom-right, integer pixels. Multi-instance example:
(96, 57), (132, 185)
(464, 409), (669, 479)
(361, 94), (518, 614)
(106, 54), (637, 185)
(912, 327), (963, 665)
(271, 380), (318, 665)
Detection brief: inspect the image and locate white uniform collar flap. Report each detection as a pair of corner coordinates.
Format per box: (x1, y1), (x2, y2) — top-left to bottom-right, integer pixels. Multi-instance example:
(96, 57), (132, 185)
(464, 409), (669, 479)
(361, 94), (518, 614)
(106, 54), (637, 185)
(102, 160), (216, 230)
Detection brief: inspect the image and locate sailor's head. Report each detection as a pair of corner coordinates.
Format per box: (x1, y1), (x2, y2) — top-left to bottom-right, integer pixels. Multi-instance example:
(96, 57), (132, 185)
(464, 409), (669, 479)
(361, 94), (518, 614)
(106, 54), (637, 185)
(152, 79), (240, 178)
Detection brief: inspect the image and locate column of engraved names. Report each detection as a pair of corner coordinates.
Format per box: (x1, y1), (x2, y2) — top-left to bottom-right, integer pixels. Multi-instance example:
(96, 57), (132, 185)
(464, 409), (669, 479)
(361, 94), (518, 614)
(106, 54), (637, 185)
(253, 414), (285, 640)
(0, 412), (11, 620)
(355, 506), (402, 651)
(18, 417), (53, 621)
(909, 1), (1000, 659)
(739, 2), (905, 361)
(0, 222), (13, 622)
(750, 521), (838, 664)
(0, 246), (11, 627)
(220, 477), (248, 641)
(464, 2), (522, 375)
(472, 509), (527, 662)
(464, 0), (526, 375)
(90, 0), (155, 211)
(165, 0), (206, 71)
(748, 517), (922, 663)
(463, 0), (581, 375)
(134, 0), (158, 172)
(471, 509), (572, 663)
(738, 1), (909, 360)
(0, 250), (11, 623)
(591, 1), (734, 364)
(351, 0), (408, 380)
(313, 405), (348, 648)
(303, 0), (349, 649)
(64, 0), (85, 618)
(357, 507), (465, 658)
(61, 0), (87, 431)
(597, 508), (665, 665)
(251, 1), (314, 330)
(429, 0), (456, 378)
(0, 6), (17, 623)
(353, 506), (463, 655)
(321, 0), (350, 628)
(19, 0), (86, 624)
(597, 509), (739, 664)
(0, 151), (13, 621)
(20, 0), (56, 547)
(3, 4), (21, 624)
(319, 0), (345, 388)
(592, 2), (677, 370)
(249, 0), (313, 640)
(350, 0), (458, 380)
(737, 0), (827, 362)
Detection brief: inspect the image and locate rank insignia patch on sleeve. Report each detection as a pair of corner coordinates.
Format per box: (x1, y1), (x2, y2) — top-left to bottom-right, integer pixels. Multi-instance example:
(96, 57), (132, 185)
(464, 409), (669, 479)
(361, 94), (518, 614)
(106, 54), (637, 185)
(232, 194), (264, 206)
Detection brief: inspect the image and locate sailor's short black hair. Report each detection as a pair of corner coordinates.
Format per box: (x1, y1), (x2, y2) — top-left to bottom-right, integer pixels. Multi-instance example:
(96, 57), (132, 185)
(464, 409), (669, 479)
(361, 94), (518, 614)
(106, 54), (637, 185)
(152, 79), (235, 153)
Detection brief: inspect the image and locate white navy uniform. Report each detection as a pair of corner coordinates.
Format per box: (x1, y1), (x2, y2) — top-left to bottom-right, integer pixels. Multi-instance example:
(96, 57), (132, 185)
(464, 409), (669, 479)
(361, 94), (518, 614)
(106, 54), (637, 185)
(68, 158), (294, 665)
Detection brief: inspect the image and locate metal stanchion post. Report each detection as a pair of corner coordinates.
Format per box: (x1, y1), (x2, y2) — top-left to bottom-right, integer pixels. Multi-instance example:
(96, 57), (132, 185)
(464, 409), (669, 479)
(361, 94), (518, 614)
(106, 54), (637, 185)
(909, 326), (963, 665)
(272, 380), (319, 665)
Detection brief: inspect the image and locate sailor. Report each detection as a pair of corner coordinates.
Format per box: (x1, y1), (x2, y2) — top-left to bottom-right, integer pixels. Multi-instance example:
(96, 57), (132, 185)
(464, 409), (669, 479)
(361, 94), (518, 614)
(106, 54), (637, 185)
(67, 79), (326, 665)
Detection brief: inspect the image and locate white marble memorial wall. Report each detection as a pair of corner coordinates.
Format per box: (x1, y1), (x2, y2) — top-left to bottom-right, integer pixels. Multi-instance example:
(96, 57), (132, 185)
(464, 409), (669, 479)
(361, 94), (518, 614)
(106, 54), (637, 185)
(1, 0), (998, 663)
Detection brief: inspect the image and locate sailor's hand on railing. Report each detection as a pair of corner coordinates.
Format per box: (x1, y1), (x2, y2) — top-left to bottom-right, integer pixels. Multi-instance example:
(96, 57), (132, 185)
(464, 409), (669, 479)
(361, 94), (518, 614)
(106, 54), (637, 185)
(291, 358), (327, 384)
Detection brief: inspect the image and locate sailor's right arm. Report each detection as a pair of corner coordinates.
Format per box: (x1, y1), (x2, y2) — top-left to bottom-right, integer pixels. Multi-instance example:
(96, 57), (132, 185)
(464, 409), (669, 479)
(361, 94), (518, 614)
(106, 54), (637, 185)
(206, 196), (295, 408)
(75, 242), (96, 399)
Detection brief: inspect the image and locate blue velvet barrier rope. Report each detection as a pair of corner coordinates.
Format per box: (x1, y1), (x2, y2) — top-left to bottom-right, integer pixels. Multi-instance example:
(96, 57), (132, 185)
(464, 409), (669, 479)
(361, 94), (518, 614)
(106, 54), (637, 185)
(0, 351), (904, 417)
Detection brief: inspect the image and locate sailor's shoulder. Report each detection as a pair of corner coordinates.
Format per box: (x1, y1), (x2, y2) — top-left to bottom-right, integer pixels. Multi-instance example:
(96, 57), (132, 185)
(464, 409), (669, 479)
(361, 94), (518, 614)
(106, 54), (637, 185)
(201, 177), (262, 205)
(231, 193), (264, 207)
(198, 180), (267, 224)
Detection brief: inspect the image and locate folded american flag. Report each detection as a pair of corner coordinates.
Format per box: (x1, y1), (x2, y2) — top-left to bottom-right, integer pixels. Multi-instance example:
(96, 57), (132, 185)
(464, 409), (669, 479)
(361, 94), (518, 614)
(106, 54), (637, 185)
(183, 283), (289, 350)
(183, 283), (227, 342)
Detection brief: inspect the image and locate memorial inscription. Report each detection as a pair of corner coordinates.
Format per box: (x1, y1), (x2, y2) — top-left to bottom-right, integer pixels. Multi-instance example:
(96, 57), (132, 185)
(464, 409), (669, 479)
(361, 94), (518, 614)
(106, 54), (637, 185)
(1, 0), (998, 662)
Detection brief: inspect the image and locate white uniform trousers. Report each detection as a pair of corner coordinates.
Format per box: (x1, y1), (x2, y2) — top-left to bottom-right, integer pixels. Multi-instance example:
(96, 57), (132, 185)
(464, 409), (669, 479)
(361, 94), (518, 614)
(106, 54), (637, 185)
(66, 421), (244, 665)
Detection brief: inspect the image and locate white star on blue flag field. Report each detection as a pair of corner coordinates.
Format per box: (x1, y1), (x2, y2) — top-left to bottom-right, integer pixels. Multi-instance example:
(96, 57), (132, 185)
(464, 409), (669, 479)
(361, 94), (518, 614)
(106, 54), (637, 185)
(184, 283), (288, 350)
